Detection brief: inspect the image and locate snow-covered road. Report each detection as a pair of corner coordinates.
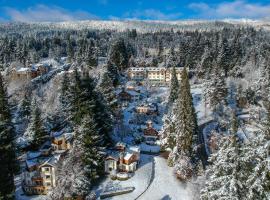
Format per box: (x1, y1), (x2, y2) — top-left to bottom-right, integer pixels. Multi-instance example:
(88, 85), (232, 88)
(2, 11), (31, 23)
(137, 156), (194, 200)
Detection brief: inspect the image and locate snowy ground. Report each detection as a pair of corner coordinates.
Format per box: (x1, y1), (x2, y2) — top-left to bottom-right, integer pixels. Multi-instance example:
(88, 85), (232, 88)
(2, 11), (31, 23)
(95, 154), (153, 200)
(138, 156), (197, 200)
(191, 84), (213, 125)
(96, 155), (198, 200)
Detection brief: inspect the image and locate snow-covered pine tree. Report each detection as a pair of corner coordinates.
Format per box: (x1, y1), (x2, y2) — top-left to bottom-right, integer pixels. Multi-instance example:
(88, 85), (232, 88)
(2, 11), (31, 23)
(19, 93), (31, 121)
(210, 62), (227, 109)
(85, 40), (97, 68)
(172, 67), (198, 156)
(0, 74), (17, 200)
(109, 38), (128, 71)
(75, 115), (105, 192)
(26, 98), (48, 150)
(0, 74), (18, 200)
(99, 72), (118, 113)
(245, 103), (270, 199)
(50, 116), (105, 199)
(200, 134), (245, 200)
(167, 68), (198, 178)
(168, 66), (179, 104)
(69, 68), (83, 125)
(57, 72), (72, 128)
(106, 61), (120, 87)
(67, 37), (74, 63)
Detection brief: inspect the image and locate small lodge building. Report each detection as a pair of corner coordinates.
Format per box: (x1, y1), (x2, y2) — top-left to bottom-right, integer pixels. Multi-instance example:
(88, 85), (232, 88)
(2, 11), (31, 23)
(136, 103), (158, 115)
(51, 132), (74, 151)
(143, 120), (159, 145)
(117, 88), (140, 103)
(105, 143), (140, 174)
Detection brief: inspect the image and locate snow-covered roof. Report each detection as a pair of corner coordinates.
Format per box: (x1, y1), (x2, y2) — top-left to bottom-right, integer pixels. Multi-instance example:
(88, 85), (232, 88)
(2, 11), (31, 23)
(124, 152), (133, 160)
(40, 141), (52, 151)
(106, 151), (120, 160)
(127, 90), (140, 96)
(26, 159), (38, 169)
(17, 67), (30, 72)
(51, 131), (64, 138)
(27, 151), (41, 160)
(128, 146), (140, 153)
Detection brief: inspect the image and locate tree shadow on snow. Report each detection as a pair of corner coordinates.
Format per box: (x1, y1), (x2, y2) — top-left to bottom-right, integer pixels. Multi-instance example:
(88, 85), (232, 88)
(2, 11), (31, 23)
(161, 194), (172, 200)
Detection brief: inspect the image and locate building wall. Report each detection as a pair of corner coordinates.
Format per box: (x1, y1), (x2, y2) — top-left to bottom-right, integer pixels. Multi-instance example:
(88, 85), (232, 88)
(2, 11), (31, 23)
(40, 165), (56, 188)
(105, 159), (117, 173)
(128, 67), (183, 83)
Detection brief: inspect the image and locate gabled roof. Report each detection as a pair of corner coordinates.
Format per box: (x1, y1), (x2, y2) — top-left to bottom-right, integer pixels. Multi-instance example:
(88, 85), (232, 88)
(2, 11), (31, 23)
(124, 152), (133, 161)
(144, 127), (159, 136)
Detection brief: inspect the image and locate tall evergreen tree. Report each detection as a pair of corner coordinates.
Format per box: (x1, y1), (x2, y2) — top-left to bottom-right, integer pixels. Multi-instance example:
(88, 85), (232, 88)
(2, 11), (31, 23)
(79, 115), (104, 186)
(200, 134), (245, 200)
(27, 99), (47, 149)
(19, 94), (31, 121)
(106, 61), (119, 87)
(69, 68), (83, 125)
(109, 38), (128, 71)
(99, 72), (118, 113)
(168, 66), (179, 104)
(173, 68), (198, 156)
(0, 74), (17, 200)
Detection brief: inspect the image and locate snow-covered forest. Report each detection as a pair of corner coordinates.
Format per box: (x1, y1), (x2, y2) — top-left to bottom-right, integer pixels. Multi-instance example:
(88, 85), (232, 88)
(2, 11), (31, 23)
(0, 20), (269, 200)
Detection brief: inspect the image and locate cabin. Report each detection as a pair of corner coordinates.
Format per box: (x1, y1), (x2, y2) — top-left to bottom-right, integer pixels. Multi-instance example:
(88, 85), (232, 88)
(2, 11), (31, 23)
(136, 103), (158, 115)
(105, 145), (140, 174)
(143, 120), (159, 145)
(51, 132), (73, 151)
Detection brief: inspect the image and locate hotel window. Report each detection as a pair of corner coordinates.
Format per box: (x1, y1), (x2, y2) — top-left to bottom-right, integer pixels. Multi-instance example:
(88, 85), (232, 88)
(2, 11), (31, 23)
(45, 175), (50, 179)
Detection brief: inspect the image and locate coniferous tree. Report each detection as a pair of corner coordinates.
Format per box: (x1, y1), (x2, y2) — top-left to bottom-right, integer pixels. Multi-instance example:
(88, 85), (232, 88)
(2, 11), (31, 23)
(200, 134), (244, 200)
(27, 99), (47, 149)
(211, 63), (228, 109)
(168, 68), (198, 172)
(0, 77), (16, 198)
(106, 61), (119, 87)
(69, 68), (83, 125)
(79, 115), (104, 185)
(67, 37), (74, 63)
(173, 68), (198, 156)
(168, 66), (179, 104)
(19, 94), (31, 121)
(0, 74), (17, 200)
(109, 38), (128, 71)
(85, 40), (97, 67)
(99, 72), (118, 113)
